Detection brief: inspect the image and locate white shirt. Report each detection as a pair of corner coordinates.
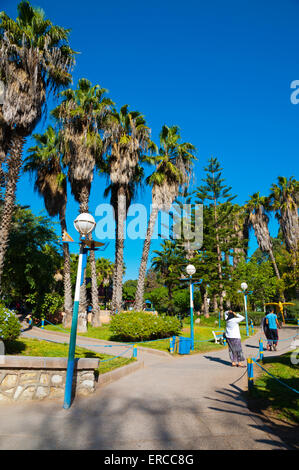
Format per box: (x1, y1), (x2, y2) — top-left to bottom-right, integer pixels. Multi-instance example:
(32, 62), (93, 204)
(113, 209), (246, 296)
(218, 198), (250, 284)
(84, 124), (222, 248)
(225, 312), (245, 339)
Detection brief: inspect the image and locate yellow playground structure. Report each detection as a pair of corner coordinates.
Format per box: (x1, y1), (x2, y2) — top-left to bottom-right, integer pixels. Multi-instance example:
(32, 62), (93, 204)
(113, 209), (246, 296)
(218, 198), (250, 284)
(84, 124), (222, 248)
(265, 301), (295, 323)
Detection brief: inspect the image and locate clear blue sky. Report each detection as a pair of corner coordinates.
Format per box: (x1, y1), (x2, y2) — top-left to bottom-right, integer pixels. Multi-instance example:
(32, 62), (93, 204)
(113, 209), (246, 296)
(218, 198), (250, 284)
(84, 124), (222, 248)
(2, 0), (299, 280)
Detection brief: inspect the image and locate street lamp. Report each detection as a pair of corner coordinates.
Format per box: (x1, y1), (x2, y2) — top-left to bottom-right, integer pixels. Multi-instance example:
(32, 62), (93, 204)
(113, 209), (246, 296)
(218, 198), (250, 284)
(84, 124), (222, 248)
(240, 282), (249, 337)
(63, 213), (96, 409)
(186, 264), (196, 350)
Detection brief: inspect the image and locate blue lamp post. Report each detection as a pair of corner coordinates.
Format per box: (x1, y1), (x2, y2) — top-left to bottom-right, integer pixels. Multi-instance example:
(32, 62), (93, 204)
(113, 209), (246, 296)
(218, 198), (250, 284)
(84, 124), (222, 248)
(186, 264), (196, 351)
(63, 213), (96, 410)
(241, 282), (249, 337)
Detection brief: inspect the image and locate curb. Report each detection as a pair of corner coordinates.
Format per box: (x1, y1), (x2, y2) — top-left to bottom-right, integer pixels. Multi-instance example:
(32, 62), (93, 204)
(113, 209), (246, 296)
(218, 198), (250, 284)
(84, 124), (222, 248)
(96, 358), (144, 391)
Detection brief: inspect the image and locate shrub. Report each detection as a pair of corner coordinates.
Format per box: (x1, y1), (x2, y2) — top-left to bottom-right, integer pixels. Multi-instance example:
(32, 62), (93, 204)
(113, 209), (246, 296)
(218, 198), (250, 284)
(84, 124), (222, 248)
(0, 305), (21, 342)
(110, 311), (181, 341)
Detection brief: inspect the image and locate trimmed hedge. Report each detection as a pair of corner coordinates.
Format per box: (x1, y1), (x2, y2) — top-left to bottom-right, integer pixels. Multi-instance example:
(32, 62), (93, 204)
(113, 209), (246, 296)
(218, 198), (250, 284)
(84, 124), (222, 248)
(110, 311), (181, 341)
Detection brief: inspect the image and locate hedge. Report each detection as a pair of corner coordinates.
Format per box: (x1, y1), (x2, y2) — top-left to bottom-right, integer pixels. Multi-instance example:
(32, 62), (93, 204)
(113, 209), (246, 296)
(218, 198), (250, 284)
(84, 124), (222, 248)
(110, 311), (181, 341)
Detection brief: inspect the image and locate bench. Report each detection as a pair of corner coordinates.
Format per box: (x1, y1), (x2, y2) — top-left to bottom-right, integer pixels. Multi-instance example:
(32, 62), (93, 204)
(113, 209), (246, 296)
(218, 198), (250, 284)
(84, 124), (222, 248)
(212, 330), (225, 344)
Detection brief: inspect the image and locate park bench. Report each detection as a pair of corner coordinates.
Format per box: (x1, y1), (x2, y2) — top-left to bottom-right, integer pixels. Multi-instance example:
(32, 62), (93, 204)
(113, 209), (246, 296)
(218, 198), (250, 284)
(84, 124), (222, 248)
(212, 330), (225, 344)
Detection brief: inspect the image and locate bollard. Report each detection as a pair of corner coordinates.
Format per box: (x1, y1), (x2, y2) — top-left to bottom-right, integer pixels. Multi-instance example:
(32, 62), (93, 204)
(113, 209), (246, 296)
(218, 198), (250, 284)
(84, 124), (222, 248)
(41, 319), (45, 329)
(297, 319), (299, 327)
(29, 317), (32, 328)
(247, 358), (254, 392)
(133, 344), (137, 358)
(251, 320), (254, 335)
(170, 336), (175, 354)
(259, 339), (264, 362)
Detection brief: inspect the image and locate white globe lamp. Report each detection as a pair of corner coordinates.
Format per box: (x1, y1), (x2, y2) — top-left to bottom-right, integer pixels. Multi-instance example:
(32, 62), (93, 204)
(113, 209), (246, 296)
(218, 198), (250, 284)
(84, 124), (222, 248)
(74, 213), (96, 236)
(186, 264), (196, 276)
(241, 282), (248, 291)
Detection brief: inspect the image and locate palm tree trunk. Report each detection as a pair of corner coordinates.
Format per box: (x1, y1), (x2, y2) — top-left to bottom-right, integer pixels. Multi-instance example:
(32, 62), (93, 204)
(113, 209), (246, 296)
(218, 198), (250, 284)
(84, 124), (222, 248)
(0, 131), (24, 290)
(134, 205), (159, 311)
(89, 244), (100, 321)
(59, 212), (73, 327)
(113, 187), (126, 313)
(269, 249), (281, 280)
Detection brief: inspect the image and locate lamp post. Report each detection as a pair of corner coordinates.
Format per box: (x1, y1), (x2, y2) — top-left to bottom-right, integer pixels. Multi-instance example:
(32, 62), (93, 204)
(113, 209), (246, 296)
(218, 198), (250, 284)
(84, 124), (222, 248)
(241, 282), (249, 337)
(63, 213), (96, 410)
(186, 264), (196, 351)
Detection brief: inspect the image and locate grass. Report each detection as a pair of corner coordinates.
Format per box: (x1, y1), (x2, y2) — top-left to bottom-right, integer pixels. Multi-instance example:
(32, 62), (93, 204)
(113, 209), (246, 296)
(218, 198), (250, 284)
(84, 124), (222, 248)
(5, 337), (135, 376)
(44, 318), (254, 355)
(250, 351), (299, 425)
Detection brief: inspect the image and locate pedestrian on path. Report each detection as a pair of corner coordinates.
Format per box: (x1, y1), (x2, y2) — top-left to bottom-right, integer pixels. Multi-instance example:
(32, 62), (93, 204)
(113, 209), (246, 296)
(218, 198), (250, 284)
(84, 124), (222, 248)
(261, 313), (271, 346)
(265, 308), (281, 351)
(224, 310), (246, 367)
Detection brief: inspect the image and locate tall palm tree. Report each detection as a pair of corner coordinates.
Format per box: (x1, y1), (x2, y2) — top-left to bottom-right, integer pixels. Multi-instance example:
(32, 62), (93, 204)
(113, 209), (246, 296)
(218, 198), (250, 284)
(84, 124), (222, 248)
(103, 105), (153, 312)
(24, 125), (73, 324)
(245, 192), (282, 280)
(53, 78), (114, 319)
(269, 176), (299, 256)
(0, 1), (75, 288)
(134, 125), (196, 311)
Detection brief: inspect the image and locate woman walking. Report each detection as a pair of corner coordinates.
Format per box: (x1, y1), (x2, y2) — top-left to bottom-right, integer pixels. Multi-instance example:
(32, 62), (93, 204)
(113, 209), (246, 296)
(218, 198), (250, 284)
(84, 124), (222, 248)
(224, 310), (246, 367)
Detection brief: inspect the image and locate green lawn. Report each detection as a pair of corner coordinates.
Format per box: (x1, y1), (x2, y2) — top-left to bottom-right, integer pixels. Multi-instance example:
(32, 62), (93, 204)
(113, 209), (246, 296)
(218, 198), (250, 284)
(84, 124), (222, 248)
(44, 320), (254, 355)
(5, 337), (135, 375)
(250, 352), (299, 425)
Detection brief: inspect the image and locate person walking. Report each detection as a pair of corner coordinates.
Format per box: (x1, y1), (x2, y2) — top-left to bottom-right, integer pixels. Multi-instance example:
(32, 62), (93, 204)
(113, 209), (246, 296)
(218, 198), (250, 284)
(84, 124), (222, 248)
(224, 310), (246, 367)
(261, 313), (271, 350)
(265, 308), (281, 351)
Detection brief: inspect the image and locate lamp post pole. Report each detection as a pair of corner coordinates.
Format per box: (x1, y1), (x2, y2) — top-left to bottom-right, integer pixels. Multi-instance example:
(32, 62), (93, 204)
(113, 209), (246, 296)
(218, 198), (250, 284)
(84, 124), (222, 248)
(63, 241), (87, 409)
(241, 282), (249, 337)
(63, 213), (97, 410)
(189, 276), (194, 351)
(186, 264), (196, 351)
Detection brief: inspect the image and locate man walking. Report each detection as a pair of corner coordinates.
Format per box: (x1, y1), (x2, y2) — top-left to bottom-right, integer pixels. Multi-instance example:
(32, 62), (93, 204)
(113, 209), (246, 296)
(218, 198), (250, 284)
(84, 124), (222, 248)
(265, 308), (281, 351)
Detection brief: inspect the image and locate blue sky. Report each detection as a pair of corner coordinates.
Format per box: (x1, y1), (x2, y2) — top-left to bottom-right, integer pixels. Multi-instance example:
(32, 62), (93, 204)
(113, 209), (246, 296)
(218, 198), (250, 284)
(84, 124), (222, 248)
(2, 0), (299, 280)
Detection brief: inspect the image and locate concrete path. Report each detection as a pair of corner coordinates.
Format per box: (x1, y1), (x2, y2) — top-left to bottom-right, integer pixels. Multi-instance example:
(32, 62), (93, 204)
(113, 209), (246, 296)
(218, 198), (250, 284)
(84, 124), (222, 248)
(0, 325), (297, 450)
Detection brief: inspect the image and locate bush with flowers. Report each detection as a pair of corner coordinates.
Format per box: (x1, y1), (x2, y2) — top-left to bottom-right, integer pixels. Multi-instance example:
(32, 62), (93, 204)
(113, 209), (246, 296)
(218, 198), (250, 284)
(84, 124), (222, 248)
(0, 304), (21, 342)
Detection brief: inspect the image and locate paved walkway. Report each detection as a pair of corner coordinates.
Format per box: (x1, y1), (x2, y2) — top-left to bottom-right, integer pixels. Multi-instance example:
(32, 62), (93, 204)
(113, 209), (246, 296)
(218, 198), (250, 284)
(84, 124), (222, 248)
(0, 325), (297, 450)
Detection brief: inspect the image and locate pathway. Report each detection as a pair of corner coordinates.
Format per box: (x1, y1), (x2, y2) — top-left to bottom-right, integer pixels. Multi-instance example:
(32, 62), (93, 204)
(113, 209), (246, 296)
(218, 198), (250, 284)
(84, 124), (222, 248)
(0, 325), (297, 450)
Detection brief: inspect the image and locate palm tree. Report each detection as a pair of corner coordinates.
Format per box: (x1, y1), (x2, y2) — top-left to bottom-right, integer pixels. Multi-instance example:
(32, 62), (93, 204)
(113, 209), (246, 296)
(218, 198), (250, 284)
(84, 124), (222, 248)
(0, 1), (75, 288)
(24, 125), (73, 324)
(245, 192), (282, 280)
(103, 105), (153, 312)
(53, 78), (114, 319)
(134, 125), (196, 311)
(269, 176), (299, 256)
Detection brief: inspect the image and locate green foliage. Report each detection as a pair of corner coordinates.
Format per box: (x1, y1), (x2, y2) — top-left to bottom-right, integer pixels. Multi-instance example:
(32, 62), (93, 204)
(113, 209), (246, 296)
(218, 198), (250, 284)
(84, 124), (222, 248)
(0, 305), (21, 341)
(145, 286), (169, 314)
(110, 311), (181, 341)
(40, 292), (64, 320)
(1, 206), (62, 307)
(123, 280), (137, 301)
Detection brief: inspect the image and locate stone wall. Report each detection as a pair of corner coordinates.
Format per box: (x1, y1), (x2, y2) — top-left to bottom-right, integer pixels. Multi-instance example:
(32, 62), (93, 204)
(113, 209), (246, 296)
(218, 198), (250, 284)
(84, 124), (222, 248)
(0, 356), (99, 402)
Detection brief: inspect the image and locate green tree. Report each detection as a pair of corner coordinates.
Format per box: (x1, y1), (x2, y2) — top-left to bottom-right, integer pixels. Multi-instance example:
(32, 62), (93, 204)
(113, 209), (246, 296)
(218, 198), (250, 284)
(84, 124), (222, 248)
(24, 125), (73, 322)
(53, 78), (113, 319)
(1, 205), (62, 308)
(134, 125), (196, 310)
(0, 1), (75, 288)
(196, 157), (236, 317)
(103, 105), (153, 312)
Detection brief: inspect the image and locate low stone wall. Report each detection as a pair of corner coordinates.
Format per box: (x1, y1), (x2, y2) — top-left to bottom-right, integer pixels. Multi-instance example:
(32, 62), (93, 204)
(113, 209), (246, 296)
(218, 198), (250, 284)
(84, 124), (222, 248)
(0, 356), (99, 402)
